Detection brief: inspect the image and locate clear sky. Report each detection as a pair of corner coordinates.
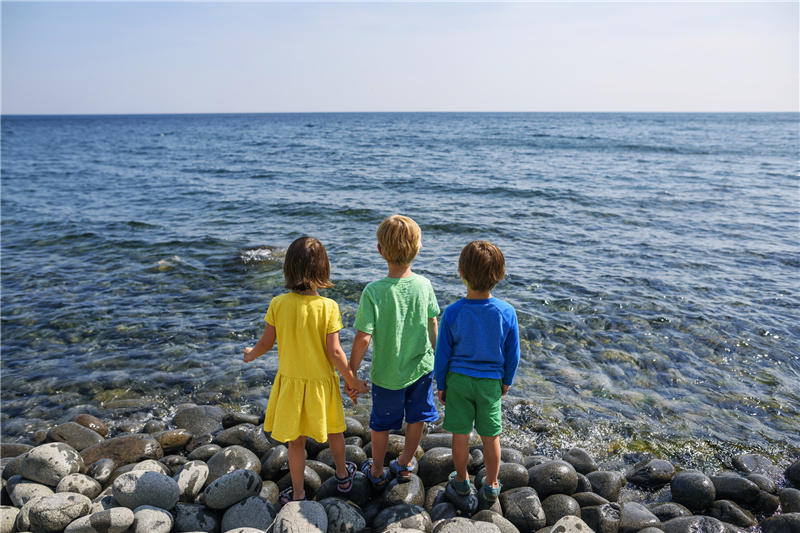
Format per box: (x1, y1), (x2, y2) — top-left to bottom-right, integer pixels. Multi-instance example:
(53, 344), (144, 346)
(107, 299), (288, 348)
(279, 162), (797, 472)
(2, 1), (798, 114)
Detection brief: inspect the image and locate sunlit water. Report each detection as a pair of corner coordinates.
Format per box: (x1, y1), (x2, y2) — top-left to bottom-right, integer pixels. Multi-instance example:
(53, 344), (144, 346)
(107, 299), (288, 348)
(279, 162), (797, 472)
(2, 112), (798, 469)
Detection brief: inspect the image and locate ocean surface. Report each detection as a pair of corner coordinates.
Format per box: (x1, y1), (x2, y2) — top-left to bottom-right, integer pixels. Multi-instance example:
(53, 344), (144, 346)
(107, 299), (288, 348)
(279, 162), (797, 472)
(2, 112), (798, 469)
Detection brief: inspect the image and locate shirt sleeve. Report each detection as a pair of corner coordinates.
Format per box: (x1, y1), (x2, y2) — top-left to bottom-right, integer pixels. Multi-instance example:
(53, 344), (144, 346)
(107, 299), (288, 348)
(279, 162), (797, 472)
(352, 287), (375, 334)
(327, 299), (344, 334)
(434, 309), (454, 390)
(265, 299), (276, 326)
(502, 308), (521, 387)
(427, 283), (440, 318)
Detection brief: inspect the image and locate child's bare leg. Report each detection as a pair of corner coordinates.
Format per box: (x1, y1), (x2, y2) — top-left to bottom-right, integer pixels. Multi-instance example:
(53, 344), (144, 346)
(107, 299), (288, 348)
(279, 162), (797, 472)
(397, 421), (424, 467)
(452, 433), (471, 482)
(370, 429), (389, 477)
(481, 434), (501, 487)
(287, 436), (307, 499)
(327, 432), (348, 479)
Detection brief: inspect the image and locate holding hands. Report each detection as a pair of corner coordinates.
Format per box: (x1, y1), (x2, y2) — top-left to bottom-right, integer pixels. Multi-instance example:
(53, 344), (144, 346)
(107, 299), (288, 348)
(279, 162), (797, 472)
(345, 380), (370, 404)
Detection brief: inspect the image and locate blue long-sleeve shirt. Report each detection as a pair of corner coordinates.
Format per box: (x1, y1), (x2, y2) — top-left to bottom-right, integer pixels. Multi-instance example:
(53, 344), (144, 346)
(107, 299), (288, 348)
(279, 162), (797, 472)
(434, 296), (520, 390)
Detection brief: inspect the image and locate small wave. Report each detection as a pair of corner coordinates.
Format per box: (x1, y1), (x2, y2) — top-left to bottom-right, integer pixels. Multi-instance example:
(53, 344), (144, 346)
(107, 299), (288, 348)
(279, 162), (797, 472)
(238, 245), (285, 264)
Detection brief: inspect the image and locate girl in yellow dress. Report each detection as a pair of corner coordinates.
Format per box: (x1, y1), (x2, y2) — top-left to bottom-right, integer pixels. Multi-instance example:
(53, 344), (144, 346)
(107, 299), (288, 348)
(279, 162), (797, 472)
(244, 236), (369, 503)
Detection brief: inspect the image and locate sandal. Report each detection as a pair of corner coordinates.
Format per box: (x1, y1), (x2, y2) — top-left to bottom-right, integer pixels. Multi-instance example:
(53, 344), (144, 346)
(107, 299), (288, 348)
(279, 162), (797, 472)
(448, 471), (472, 496)
(480, 476), (502, 502)
(336, 461), (358, 493)
(361, 458), (388, 489)
(389, 458), (413, 482)
(278, 486), (306, 505)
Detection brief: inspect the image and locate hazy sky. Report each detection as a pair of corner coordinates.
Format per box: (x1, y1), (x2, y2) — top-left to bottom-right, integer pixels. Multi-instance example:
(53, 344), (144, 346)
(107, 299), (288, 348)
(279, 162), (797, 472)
(2, 1), (798, 114)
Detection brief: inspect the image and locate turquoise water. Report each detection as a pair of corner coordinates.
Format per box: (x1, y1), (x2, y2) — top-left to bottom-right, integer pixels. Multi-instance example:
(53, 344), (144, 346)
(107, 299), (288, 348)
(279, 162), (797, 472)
(2, 112), (798, 466)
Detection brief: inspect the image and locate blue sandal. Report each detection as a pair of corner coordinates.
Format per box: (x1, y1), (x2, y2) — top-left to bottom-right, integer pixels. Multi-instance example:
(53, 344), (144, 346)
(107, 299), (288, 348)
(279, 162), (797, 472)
(361, 459), (388, 489)
(390, 458), (413, 482)
(336, 461), (357, 493)
(480, 476), (502, 502)
(278, 486), (306, 505)
(449, 471), (472, 496)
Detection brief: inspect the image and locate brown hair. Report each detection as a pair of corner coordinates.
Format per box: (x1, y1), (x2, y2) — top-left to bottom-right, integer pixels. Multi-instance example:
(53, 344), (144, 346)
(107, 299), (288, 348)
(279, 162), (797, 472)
(376, 215), (421, 266)
(283, 236), (334, 291)
(459, 240), (505, 292)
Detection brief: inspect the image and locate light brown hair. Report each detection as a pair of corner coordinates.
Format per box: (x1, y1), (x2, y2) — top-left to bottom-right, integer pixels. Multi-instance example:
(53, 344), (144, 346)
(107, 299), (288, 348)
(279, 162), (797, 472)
(283, 236), (334, 291)
(376, 215), (421, 267)
(459, 240), (505, 292)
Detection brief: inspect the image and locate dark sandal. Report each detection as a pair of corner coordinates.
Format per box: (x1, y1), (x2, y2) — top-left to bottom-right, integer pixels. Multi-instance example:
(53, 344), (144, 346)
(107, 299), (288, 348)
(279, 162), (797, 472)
(361, 458), (388, 489)
(336, 461), (358, 493)
(278, 486), (306, 505)
(390, 458), (413, 481)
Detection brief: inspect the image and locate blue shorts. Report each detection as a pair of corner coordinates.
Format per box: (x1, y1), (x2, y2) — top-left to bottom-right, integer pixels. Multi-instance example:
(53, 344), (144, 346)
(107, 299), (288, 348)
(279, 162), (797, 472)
(370, 372), (439, 432)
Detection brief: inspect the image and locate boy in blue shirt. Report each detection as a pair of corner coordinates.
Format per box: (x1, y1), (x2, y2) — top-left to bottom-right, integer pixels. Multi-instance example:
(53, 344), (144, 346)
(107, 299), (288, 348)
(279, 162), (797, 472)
(434, 240), (520, 501)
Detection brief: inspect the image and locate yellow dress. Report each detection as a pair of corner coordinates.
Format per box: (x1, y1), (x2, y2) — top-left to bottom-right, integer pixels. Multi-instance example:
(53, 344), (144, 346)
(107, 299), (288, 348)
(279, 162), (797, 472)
(262, 292), (346, 443)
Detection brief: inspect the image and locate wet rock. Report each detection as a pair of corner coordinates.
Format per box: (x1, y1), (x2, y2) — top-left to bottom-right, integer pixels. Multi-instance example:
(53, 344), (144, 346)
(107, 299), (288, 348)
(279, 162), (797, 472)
(499, 487), (546, 532)
(173, 460), (209, 502)
(647, 502), (692, 522)
(74, 414), (109, 437)
(786, 459), (800, 487)
(581, 503), (621, 533)
(275, 466), (322, 500)
(731, 453), (777, 475)
(372, 503), (431, 533)
(80, 434), (163, 467)
(528, 460), (579, 498)
(709, 474), (760, 506)
(242, 428), (272, 457)
(433, 517), (502, 532)
(425, 484), (447, 511)
(364, 434), (424, 464)
(220, 495), (275, 531)
(472, 509), (521, 533)
(316, 445), (368, 471)
(29, 492), (92, 533)
(144, 420), (168, 434)
(306, 459), (335, 483)
(203, 468), (261, 510)
(6, 475), (54, 507)
(626, 458), (675, 489)
(563, 448), (598, 475)
(153, 429), (192, 455)
(418, 448), (462, 487)
(259, 479), (280, 504)
(273, 500), (328, 532)
(1, 455), (25, 482)
(476, 462), (529, 492)
(780, 487), (800, 513)
(187, 444), (221, 463)
(261, 445), (289, 481)
(63, 506), (134, 533)
(585, 470), (626, 502)
(443, 480), (478, 515)
(159, 454), (188, 475)
(746, 472), (778, 494)
(131, 504), (173, 533)
(523, 455), (551, 469)
(15, 496), (43, 531)
(754, 489), (781, 515)
(318, 496), (366, 533)
(575, 473), (592, 493)
(1, 506), (19, 533)
(112, 470), (179, 511)
(212, 423), (256, 448)
(0, 443), (33, 459)
(205, 445), (260, 485)
(47, 422), (106, 452)
(431, 501), (458, 521)
(380, 474), (426, 509)
(660, 516), (727, 533)
(172, 502), (221, 532)
(172, 405), (225, 436)
(131, 459), (170, 475)
(706, 499), (756, 528)
(20, 442), (84, 487)
(500, 448), (524, 465)
(223, 412), (262, 428)
(344, 417), (366, 440)
(542, 494), (580, 526)
(55, 473), (102, 499)
(572, 491), (609, 507)
(618, 501), (660, 533)
(670, 470), (715, 512)
(315, 471), (372, 508)
(421, 434), (454, 450)
(760, 513), (800, 533)
(86, 458), (116, 486)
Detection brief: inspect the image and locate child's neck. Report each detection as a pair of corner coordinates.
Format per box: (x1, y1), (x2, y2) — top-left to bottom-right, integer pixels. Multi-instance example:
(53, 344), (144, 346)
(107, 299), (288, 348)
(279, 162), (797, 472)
(465, 288), (492, 300)
(292, 288), (319, 296)
(386, 263), (413, 279)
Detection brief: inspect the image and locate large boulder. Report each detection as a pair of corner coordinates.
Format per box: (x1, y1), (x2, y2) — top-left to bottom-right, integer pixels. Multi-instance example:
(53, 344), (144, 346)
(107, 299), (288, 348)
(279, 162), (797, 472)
(20, 443), (84, 486)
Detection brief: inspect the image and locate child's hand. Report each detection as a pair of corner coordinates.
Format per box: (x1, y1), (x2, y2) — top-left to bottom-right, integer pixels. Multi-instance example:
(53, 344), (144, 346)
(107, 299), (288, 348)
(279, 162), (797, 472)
(501, 384), (509, 396)
(438, 389), (446, 405)
(243, 347), (256, 363)
(344, 383), (360, 405)
(353, 379), (369, 395)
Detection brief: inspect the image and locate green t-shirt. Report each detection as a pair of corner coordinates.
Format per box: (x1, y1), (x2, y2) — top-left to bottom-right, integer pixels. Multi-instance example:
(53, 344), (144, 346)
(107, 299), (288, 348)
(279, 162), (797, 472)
(353, 274), (440, 390)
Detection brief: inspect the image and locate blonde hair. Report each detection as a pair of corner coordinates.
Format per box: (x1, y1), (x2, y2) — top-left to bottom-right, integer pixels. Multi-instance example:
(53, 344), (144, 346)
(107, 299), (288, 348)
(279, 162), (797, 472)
(376, 215), (421, 267)
(283, 236), (334, 291)
(459, 241), (505, 292)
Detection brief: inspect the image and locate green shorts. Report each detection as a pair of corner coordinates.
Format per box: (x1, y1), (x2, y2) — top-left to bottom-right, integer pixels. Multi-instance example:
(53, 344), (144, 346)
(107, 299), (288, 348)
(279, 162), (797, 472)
(442, 372), (502, 437)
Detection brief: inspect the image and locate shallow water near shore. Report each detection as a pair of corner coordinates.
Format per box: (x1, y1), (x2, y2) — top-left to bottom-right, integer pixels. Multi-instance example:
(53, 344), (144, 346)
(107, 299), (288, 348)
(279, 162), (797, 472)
(2, 112), (798, 469)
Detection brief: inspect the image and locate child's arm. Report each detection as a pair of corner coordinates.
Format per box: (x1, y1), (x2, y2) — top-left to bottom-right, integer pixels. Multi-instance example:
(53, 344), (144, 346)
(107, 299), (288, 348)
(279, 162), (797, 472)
(348, 330), (372, 374)
(244, 324), (277, 362)
(327, 331), (369, 395)
(427, 316), (438, 351)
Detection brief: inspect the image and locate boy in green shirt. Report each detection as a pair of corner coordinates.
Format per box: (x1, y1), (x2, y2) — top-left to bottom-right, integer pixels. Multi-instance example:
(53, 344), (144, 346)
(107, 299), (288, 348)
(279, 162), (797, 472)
(347, 215), (440, 487)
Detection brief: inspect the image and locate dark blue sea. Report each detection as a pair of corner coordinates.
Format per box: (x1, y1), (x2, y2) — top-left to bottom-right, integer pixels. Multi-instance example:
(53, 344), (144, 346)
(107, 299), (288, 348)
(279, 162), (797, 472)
(2, 112), (798, 468)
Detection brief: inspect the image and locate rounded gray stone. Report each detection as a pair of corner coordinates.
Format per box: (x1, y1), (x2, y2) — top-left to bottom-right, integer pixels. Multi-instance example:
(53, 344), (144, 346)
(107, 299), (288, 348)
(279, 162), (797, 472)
(112, 470), (180, 511)
(549, 515), (595, 533)
(131, 504), (174, 533)
(498, 486), (546, 532)
(56, 473), (103, 499)
(0, 506), (19, 533)
(542, 494), (581, 526)
(29, 492), (93, 533)
(173, 460), (209, 502)
(273, 500), (328, 533)
(186, 444), (222, 463)
(221, 495), (275, 532)
(7, 475), (55, 507)
(430, 502), (458, 522)
(476, 462), (529, 492)
(318, 497), (366, 533)
(86, 458), (116, 486)
(585, 470), (626, 502)
(618, 501), (660, 533)
(760, 513), (800, 533)
(46, 422), (106, 452)
(660, 516), (727, 533)
(626, 459), (675, 489)
(706, 499), (756, 528)
(63, 507), (134, 533)
(647, 502), (692, 522)
(260, 445), (289, 481)
(433, 517), (502, 533)
(670, 470), (716, 512)
(372, 503), (431, 533)
(529, 460), (579, 497)
(380, 474), (426, 509)
(418, 447), (459, 488)
(562, 448), (598, 475)
(206, 445), (260, 485)
(203, 468), (262, 510)
(472, 509), (521, 533)
(172, 405), (225, 436)
(786, 459), (800, 487)
(780, 488), (800, 513)
(709, 474), (760, 506)
(173, 502), (221, 533)
(20, 443), (84, 486)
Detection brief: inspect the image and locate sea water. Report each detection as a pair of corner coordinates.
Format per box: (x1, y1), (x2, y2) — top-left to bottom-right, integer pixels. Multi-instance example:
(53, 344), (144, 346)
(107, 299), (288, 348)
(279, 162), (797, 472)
(2, 112), (798, 467)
